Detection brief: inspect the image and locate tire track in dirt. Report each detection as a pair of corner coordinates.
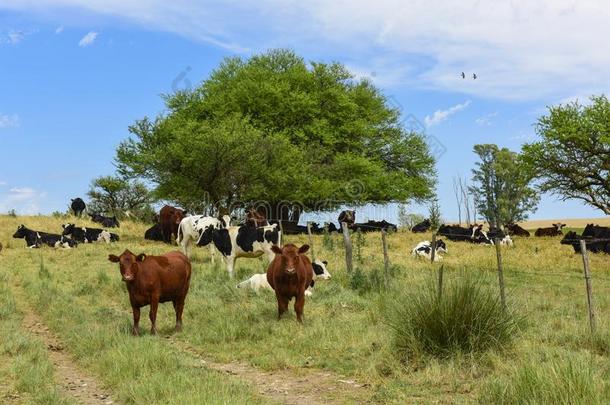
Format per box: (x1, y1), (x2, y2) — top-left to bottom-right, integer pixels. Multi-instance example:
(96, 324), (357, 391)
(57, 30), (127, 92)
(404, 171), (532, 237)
(15, 291), (118, 405)
(168, 336), (372, 404)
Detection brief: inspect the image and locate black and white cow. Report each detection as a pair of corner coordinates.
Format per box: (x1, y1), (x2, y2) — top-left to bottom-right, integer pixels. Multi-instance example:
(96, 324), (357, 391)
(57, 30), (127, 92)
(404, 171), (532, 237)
(70, 198), (86, 217)
(212, 223), (281, 278)
(411, 239), (448, 261)
(411, 219), (431, 233)
(13, 225), (77, 248)
(236, 258), (331, 296)
(61, 223), (119, 244)
(176, 214), (231, 261)
(89, 213), (120, 228)
(144, 223), (164, 241)
(487, 227), (513, 246)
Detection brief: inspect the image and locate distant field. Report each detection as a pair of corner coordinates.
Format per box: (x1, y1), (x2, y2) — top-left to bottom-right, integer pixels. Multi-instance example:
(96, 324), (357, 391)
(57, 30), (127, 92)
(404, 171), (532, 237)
(520, 217), (610, 229)
(1, 214), (609, 403)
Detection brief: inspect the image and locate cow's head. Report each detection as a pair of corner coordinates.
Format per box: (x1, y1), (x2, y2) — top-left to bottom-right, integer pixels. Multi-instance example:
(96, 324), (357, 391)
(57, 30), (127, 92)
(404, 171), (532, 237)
(553, 223), (566, 231)
(61, 223), (75, 235)
(219, 215), (231, 228)
(312, 259), (331, 280)
(271, 244), (309, 274)
(108, 249), (146, 282)
(173, 210), (187, 225)
(435, 239), (448, 253)
(12, 224), (27, 238)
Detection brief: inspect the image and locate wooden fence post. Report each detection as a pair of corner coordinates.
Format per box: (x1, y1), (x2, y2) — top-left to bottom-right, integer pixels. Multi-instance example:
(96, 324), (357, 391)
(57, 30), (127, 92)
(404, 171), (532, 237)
(342, 222), (353, 274)
(306, 221), (315, 260)
(437, 264), (444, 301)
(580, 240), (596, 334)
(381, 230), (390, 286)
(430, 233), (437, 263)
(495, 238), (507, 310)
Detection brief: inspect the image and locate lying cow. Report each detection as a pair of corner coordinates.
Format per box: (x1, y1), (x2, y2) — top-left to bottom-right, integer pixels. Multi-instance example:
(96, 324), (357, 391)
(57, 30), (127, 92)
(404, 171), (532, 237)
(89, 213), (120, 228)
(144, 223), (164, 241)
(237, 259), (331, 296)
(177, 214), (231, 261)
(411, 219), (431, 233)
(212, 223), (281, 278)
(488, 228), (514, 246)
(267, 244), (313, 323)
(62, 223), (119, 243)
(353, 220), (398, 233)
(505, 223), (530, 237)
(108, 250), (192, 336)
(535, 223), (566, 237)
(13, 225), (77, 248)
(561, 224), (610, 254)
(411, 239), (448, 261)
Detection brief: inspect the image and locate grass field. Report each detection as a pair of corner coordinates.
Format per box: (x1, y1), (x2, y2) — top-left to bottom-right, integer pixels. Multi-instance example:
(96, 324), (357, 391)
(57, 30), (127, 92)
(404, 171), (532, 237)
(1, 214), (609, 404)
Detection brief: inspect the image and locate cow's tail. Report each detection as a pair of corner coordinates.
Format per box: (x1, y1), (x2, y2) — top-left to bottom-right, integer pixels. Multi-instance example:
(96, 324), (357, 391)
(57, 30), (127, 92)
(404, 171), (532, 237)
(177, 221), (184, 245)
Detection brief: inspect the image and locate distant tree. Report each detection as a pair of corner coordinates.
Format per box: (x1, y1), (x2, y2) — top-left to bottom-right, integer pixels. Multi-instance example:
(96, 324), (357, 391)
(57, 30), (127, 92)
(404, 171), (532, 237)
(397, 204), (425, 229)
(428, 197), (442, 231)
(522, 95), (610, 215)
(116, 49), (436, 219)
(87, 175), (154, 221)
(470, 144), (539, 228)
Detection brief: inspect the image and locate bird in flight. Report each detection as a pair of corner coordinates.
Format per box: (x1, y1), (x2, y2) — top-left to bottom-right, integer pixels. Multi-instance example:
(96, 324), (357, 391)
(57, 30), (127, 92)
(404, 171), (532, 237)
(461, 72), (465, 79)
(473, 73), (477, 79)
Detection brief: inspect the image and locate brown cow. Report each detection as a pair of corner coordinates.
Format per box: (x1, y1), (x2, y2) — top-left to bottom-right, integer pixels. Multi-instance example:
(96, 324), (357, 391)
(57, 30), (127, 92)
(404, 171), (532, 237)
(108, 249), (192, 336)
(505, 223), (531, 237)
(266, 244), (313, 323)
(338, 210), (356, 230)
(245, 208), (268, 227)
(535, 223), (566, 237)
(159, 205), (187, 244)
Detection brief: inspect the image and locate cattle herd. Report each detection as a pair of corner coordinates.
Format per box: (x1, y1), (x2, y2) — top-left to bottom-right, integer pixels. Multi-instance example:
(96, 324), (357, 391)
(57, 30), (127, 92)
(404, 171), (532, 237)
(8, 199), (610, 331)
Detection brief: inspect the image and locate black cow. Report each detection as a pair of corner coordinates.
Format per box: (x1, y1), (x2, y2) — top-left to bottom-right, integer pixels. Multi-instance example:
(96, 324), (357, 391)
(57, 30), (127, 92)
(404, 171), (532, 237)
(89, 213), (120, 228)
(505, 223), (530, 237)
(338, 210), (356, 230)
(144, 223), (164, 241)
(13, 225), (77, 248)
(324, 222), (339, 233)
(62, 223), (119, 243)
(70, 198), (86, 217)
(561, 224), (610, 254)
(411, 219), (431, 233)
(353, 220), (398, 233)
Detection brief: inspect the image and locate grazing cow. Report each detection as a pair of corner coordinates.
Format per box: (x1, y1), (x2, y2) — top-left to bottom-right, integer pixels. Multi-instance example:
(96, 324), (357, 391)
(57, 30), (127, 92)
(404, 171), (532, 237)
(212, 224), (281, 278)
(237, 259), (331, 297)
(353, 220), (398, 233)
(108, 250), (192, 336)
(338, 210), (356, 230)
(70, 198), (86, 217)
(245, 208), (268, 227)
(561, 224), (610, 254)
(535, 223), (566, 237)
(13, 225), (77, 248)
(411, 239), (448, 261)
(62, 223), (119, 243)
(176, 215), (231, 261)
(411, 219), (431, 233)
(89, 213), (120, 228)
(159, 205), (187, 244)
(144, 223), (164, 241)
(266, 244), (313, 323)
(505, 223), (530, 237)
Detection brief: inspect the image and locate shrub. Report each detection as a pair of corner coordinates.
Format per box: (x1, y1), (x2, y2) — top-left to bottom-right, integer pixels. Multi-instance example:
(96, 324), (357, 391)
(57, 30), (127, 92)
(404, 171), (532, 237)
(480, 353), (610, 404)
(385, 273), (520, 360)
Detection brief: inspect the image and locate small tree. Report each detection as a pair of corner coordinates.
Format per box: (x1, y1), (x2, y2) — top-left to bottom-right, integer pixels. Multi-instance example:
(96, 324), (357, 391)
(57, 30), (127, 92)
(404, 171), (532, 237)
(397, 204), (425, 229)
(470, 144), (539, 228)
(87, 175), (154, 221)
(428, 197), (442, 231)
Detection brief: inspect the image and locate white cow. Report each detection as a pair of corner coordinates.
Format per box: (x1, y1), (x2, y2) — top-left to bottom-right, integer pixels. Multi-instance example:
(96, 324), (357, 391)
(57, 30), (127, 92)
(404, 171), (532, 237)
(411, 239), (448, 262)
(236, 259), (331, 296)
(213, 223), (281, 278)
(177, 214), (230, 262)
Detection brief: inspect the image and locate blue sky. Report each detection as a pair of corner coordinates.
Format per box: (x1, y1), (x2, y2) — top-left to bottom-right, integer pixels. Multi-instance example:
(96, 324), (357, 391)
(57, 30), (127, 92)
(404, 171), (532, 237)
(1, 1), (608, 222)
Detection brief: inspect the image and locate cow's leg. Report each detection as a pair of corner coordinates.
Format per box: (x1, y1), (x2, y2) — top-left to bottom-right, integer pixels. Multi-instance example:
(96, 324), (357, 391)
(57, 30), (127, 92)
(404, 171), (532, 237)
(209, 243), (215, 264)
(183, 238), (192, 259)
(149, 295), (159, 335)
(295, 293), (305, 323)
(226, 256), (235, 278)
(132, 306), (141, 336)
(173, 299), (185, 332)
(277, 295), (289, 319)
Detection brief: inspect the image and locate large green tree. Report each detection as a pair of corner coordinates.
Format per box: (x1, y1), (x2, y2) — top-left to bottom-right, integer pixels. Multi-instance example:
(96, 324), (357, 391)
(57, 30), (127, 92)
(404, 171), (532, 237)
(522, 95), (610, 214)
(116, 49), (436, 218)
(470, 144), (539, 228)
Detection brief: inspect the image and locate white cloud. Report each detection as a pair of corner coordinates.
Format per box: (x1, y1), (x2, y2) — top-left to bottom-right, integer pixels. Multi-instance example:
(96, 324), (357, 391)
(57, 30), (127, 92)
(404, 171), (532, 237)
(0, 1), (609, 99)
(78, 31), (98, 47)
(7, 30), (24, 43)
(425, 100), (471, 127)
(0, 181), (7, 186)
(475, 111), (498, 126)
(0, 186), (47, 215)
(55, 25), (64, 34)
(0, 114), (19, 128)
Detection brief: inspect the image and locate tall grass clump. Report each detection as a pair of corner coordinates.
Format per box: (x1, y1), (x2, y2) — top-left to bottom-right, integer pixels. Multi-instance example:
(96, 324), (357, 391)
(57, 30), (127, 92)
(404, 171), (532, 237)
(480, 353), (610, 404)
(386, 273), (520, 360)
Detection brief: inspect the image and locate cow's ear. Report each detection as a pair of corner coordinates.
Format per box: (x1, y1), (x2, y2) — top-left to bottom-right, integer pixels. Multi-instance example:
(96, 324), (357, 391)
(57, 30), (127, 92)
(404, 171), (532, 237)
(136, 253), (146, 262)
(298, 244), (310, 254)
(108, 254), (120, 263)
(271, 245), (282, 254)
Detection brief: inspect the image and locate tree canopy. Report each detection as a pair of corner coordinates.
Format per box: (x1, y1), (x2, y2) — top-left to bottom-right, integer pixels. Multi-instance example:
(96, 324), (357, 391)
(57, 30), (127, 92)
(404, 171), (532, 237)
(522, 95), (610, 215)
(470, 144), (539, 228)
(87, 175), (154, 221)
(116, 49), (436, 218)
